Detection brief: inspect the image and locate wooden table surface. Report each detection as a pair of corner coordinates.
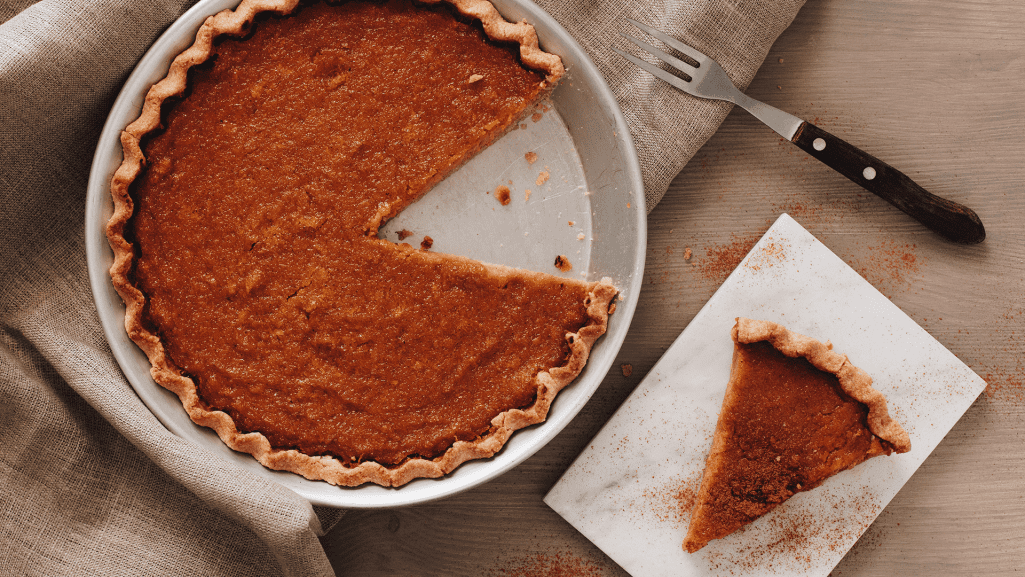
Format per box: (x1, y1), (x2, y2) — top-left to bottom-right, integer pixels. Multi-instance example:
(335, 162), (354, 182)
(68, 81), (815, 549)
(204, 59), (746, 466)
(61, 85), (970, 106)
(322, 0), (1025, 574)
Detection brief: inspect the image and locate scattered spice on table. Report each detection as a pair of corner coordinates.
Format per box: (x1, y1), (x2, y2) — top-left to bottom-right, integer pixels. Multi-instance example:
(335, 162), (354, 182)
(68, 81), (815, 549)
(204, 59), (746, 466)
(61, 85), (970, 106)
(489, 551), (610, 577)
(695, 233), (762, 284)
(840, 240), (924, 296)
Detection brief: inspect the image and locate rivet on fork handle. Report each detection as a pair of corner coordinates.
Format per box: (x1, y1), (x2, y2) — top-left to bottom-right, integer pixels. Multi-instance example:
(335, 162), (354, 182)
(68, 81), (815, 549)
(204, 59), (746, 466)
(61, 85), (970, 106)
(792, 122), (986, 244)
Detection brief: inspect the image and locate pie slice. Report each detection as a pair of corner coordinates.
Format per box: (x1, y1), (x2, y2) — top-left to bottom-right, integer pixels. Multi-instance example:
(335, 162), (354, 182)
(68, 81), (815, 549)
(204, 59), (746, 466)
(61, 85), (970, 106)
(682, 318), (911, 553)
(106, 0), (617, 487)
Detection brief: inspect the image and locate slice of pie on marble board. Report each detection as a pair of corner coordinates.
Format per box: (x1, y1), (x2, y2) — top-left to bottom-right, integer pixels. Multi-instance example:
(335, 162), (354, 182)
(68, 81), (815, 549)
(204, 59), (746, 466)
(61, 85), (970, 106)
(683, 318), (911, 553)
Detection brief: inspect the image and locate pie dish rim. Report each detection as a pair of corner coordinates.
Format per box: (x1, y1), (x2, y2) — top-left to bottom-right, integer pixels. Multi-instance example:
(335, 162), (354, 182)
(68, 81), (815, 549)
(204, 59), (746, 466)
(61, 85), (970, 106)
(84, 0), (647, 505)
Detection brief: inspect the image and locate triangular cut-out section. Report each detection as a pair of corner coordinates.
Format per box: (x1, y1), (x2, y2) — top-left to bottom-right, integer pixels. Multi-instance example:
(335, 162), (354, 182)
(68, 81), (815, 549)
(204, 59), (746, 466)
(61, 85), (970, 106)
(683, 318), (910, 553)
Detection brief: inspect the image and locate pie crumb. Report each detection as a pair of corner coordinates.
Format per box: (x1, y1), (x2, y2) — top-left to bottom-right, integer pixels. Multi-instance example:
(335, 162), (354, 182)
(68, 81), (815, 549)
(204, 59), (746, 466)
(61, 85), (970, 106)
(621, 363), (633, 377)
(554, 255), (572, 272)
(567, 220), (575, 226)
(531, 111), (543, 122)
(494, 185), (511, 206)
(524, 189), (532, 201)
(536, 170), (550, 186)
(397, 229), (413, 241)
(684, 247), (692, 260)
(524, 151), (538, 164)
(467, 74), (483, 84)
(420, 236), (433, 250)
(577, 233), (585, 240)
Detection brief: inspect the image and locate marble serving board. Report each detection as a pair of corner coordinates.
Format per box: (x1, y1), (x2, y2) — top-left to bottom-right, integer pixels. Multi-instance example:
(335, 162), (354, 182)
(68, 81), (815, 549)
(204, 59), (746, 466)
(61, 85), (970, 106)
(545, 214), (987, 576)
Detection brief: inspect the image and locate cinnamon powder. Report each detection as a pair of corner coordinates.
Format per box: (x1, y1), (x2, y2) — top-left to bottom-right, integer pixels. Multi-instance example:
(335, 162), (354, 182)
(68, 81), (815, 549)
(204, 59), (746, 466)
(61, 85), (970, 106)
(495, 185), (511, 205)
(841, 240), (924, 295)
(702, 488), (881, 573)
(974, 303), (1025, 408)
(489, 551), (610, 577)
(695, 233), (762, 284)
(640, 471), (703, 525)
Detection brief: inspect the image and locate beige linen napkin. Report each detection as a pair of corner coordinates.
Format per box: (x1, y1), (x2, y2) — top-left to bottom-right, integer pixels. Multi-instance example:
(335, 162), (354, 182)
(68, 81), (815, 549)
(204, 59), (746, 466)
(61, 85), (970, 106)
(0, 0), (802, 575)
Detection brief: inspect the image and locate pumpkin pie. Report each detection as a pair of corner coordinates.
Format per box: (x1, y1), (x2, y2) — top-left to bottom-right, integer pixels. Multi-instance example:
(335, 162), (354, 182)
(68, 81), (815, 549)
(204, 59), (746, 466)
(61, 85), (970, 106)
(682, 318), (910, 553)
(106, 0), (617, 487)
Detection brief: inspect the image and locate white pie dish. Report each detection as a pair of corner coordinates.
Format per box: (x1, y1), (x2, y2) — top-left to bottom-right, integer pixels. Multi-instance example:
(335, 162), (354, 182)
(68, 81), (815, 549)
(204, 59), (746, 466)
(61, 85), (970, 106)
(84, 0), (645, 508)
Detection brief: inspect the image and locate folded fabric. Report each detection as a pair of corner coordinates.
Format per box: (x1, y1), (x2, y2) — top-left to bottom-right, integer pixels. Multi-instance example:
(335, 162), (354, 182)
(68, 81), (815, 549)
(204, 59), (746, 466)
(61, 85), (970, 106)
(0, 0), (803, 575)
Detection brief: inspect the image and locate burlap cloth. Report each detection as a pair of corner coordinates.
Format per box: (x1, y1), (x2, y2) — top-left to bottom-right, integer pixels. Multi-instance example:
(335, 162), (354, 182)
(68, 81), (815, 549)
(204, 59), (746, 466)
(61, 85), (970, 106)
(0, 0), (803, 574)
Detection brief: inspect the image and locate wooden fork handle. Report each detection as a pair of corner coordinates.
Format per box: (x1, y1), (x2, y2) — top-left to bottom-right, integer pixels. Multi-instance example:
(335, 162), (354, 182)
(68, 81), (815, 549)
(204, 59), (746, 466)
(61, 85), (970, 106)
(792, 122), (986, 244)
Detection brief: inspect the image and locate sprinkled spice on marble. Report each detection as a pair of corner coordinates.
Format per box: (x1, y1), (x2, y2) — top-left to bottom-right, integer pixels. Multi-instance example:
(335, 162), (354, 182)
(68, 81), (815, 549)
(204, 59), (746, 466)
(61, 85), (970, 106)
(495, 185), (511, 205)
(703, 488), (881, 573)
(640, 472), (702, 525)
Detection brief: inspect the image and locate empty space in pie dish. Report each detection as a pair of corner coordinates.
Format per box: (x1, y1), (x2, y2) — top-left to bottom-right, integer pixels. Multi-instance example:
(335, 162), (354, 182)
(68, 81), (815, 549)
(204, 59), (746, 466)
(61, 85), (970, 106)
(378, 108), (593, 279)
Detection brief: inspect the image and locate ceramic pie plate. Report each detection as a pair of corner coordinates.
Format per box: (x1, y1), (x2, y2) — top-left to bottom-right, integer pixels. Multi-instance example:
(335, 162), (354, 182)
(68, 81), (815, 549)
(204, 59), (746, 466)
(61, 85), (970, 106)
(84, 0), (645, 508)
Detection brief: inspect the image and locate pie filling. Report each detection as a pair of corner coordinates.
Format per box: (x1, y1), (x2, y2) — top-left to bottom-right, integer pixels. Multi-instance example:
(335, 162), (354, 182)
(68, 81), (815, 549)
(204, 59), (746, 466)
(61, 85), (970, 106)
(110, 0), (615, 485)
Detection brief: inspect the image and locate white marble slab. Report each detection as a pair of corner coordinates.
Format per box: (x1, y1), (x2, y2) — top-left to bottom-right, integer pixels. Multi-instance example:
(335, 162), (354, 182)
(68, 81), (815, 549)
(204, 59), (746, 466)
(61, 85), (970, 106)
(544, 214), (987, 576)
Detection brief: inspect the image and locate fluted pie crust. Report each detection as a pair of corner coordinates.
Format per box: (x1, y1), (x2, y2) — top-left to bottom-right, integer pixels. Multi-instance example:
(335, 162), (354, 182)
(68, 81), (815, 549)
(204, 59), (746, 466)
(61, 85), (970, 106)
(683, 318), (911, 552)
(106, 0), (616, 487)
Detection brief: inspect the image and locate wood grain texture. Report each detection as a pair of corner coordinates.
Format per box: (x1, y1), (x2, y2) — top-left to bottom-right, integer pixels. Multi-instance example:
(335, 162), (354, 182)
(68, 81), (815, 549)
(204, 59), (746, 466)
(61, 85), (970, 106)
(322, 0), (1025, 574)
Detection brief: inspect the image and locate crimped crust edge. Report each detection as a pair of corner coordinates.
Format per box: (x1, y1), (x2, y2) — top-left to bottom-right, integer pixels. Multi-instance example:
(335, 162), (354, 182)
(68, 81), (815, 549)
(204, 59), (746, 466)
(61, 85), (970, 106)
(733, 317), (911, 452)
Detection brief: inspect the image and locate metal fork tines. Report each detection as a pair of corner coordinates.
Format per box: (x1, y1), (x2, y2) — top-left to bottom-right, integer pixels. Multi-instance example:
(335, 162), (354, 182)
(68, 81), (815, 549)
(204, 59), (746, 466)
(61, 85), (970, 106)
(613, 18), (803, 141)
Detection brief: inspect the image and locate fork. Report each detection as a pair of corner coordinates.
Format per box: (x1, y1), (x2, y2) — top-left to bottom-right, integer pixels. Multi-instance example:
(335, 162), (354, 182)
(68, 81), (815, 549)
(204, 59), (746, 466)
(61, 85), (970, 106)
(613, 19), (985, 244)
